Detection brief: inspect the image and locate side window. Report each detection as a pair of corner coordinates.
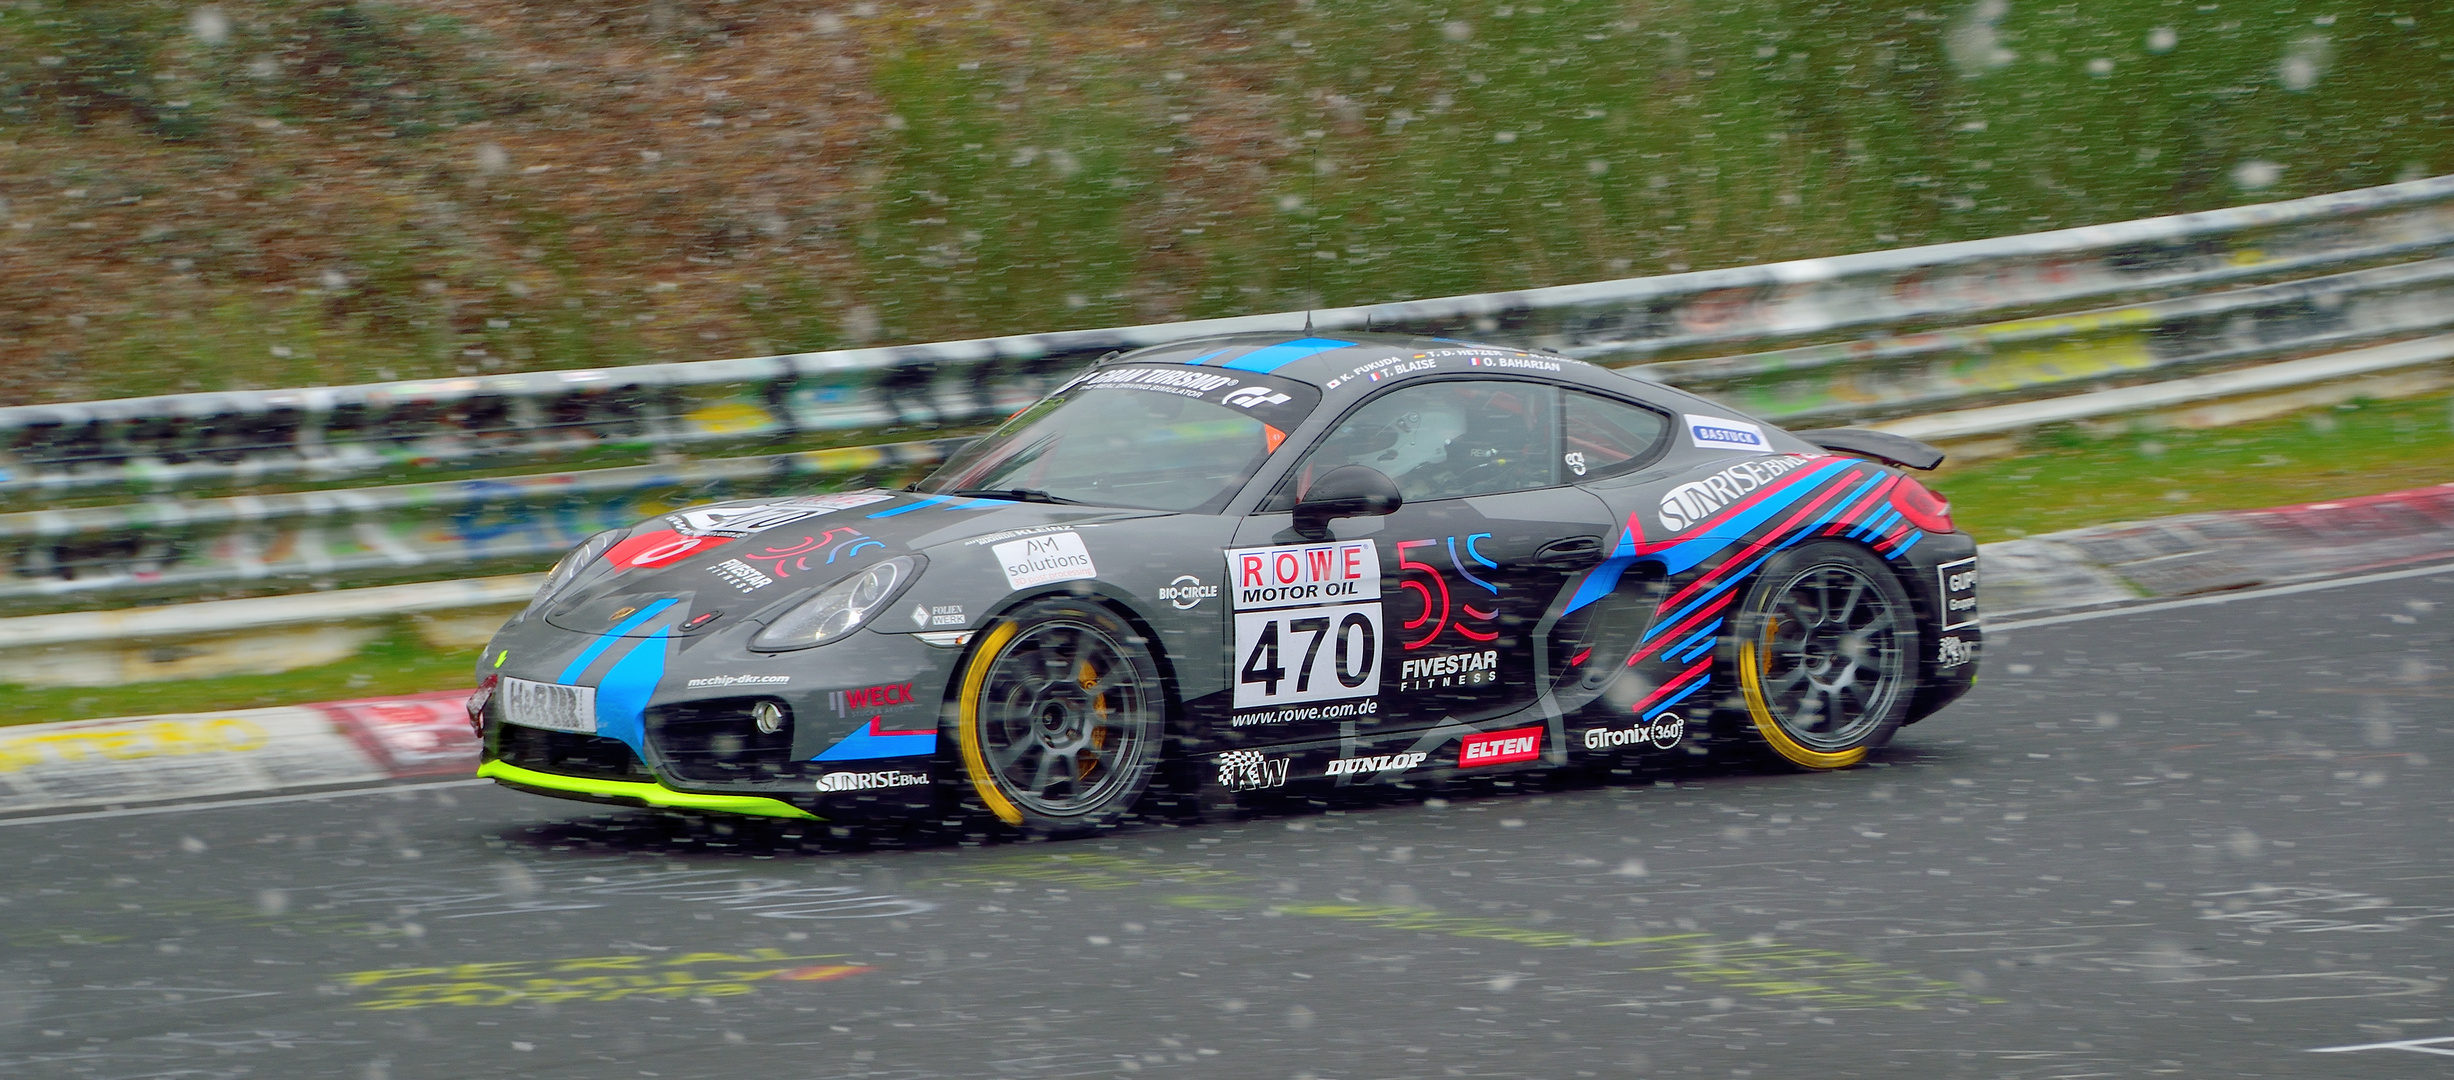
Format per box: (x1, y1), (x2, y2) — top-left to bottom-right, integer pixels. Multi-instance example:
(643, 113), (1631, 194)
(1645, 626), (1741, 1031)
(1561, 390), (1671, 482)
(1279, 380), (1560, 506)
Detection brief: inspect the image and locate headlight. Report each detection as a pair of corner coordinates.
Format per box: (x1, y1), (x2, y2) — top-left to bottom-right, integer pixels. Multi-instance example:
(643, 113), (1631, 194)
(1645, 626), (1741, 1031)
(751, 556), (923, 651)
(520, 529), (628, 620)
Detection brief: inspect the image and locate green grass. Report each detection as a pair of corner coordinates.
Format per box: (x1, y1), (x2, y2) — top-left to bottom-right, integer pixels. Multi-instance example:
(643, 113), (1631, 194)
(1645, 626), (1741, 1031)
(6, 2), (2451, 394)
(1934, 392), (2454, 539)
(0, 624), (477, 728)
(7, 394), (2448, 728)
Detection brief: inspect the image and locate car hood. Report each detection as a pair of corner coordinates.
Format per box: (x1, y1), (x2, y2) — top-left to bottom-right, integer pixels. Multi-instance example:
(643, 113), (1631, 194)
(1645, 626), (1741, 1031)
(540, 489), (1162, 636)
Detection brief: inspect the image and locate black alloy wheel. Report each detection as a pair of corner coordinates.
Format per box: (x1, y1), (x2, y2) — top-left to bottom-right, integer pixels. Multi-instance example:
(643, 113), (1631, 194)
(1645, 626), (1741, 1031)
(954, 597), (1166, 834)
(1730, 541), (1920, 769)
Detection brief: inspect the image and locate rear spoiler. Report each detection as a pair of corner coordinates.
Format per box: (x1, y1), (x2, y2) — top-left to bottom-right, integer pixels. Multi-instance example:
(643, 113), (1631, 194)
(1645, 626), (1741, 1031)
(1793, 428), (1946, 471)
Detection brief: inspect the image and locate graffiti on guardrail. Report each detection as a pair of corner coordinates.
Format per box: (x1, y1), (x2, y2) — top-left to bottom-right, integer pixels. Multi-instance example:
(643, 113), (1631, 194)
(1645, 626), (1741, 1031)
(5, 177), (2451, 499)
(0, 439), (962, 607)
(3, 177), (2451, 609)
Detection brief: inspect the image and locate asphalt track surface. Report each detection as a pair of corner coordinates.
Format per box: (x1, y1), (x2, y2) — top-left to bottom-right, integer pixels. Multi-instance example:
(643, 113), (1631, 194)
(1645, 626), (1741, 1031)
(4, 566), (2450, 1080)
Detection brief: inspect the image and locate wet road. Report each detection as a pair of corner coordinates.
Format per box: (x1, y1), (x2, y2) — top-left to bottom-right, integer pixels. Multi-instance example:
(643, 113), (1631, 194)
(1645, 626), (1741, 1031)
(4, 566), (2450, 1079)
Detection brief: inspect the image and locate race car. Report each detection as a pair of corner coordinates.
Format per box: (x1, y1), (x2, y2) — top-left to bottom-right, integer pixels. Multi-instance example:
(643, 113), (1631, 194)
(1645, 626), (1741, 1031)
(468, 331), (1981, 834)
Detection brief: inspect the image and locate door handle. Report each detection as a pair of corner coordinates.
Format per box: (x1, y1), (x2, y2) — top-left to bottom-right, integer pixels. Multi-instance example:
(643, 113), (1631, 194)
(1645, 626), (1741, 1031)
(1533, 535), (1605, 569)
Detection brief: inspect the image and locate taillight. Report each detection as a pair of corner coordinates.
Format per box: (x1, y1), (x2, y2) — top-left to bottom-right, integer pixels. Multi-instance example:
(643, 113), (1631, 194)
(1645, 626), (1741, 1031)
(467, 674), (498, 738)
(1892, 475), (1954, 533)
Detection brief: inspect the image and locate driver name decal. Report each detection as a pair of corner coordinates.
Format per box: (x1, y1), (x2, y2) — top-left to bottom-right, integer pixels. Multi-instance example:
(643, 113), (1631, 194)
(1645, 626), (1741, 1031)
(994, 531), (1097, 590)
(1227, 540), (1383, 710)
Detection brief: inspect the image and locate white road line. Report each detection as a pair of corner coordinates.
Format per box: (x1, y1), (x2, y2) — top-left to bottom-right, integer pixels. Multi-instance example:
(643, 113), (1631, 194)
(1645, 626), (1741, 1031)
(0, 778), (495, 827)
(2307, 1035), (2454, 1057)
(1988, 560), (2454, 632)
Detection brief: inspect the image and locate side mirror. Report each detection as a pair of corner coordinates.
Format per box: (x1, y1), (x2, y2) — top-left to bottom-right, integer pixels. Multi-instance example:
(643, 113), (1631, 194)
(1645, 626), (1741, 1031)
(1292, 465), (1402, 540)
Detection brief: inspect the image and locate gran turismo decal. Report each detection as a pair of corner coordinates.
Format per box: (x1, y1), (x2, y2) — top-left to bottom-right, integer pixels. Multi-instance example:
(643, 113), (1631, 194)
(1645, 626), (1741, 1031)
(814, 769), (929, 792)
(995, 531), (1097, 590)
(1228, 540), (1383, 710)
(1459, 725), (1542, 768)
(1583, 713), (1686, 750)
(1396, 649), (1498, 692)
(1082, 366), (1243, 396)
(1215, 750), (1291, 793)
(684, 675), (790, 689)
(1159, 575), (1219, 610)
(1565, 451), (1588, 476)
(1220, 386), (1293, 408)
(1683, 413), (1771, 453)
(1324, 751), (1428, 778)
(1658, 455), (1817, 532)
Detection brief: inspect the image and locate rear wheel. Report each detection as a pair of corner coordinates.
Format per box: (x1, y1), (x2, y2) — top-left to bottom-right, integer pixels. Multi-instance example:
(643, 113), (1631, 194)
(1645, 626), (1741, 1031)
(954, 598), (1166, 836)
(1730, 542), (1919, 769)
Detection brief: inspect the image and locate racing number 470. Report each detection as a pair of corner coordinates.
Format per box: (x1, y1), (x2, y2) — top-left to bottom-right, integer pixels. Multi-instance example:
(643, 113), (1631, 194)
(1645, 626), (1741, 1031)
(1232, 605), (1381, 707)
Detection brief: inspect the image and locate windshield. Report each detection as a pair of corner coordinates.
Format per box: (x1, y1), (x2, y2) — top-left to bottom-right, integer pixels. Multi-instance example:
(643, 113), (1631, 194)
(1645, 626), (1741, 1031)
(918, 369), (1317, 512)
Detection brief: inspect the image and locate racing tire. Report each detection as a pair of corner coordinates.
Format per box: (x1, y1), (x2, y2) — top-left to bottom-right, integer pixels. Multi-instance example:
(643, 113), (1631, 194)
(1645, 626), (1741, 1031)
(1728, 541), (1920, 770)
(952, 597), (1167, 837)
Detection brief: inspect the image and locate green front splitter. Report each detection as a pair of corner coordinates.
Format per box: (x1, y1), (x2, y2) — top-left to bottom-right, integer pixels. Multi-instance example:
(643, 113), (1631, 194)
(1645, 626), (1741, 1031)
(477, 759), (820, 820)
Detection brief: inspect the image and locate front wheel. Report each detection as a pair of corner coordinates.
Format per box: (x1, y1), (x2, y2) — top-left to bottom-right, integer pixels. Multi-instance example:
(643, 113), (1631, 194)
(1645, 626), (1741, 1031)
(1729, 542), (1920, 770)
(952, 597), (1166, 836)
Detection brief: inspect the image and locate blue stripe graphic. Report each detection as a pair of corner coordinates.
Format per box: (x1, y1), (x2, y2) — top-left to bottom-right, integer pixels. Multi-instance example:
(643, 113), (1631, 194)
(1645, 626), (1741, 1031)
(1221, 337), (1353, 373)
(592, 626), (670, 755)
(1853, 507), (1901, 541)
(1887, 530), (1924, 559)
(559, 598), (679, 685)
(1181, 348), (1230, 366)
(1667, 618), (1724, 664)
(1643, 677), (1712, 721)
(1647, 459), (1856, 575)
(867, 495), (953, 518)
(1676, 635), (1719, 664)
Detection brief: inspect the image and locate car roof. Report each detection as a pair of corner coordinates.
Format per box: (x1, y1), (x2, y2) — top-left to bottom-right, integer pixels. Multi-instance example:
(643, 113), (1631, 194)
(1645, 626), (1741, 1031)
(1099, 330), (1656, 406)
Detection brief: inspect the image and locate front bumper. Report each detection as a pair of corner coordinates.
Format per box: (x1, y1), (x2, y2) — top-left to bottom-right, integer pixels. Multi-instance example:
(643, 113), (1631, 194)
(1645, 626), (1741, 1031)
(477, 760), (819, 819)
(480, 625), (963, 818)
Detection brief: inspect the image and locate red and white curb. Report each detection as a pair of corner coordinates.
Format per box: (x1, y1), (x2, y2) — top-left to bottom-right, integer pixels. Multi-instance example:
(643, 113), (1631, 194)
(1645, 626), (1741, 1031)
(1981, 481), (2454, 617)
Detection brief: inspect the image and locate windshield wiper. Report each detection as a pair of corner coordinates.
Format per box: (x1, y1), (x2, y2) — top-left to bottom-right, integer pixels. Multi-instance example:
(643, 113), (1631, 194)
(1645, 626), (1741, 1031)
(945, 487), (1086, 505)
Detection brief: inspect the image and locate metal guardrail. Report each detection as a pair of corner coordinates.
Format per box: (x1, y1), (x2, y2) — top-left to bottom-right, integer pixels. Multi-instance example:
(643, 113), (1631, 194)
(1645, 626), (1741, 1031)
(5, 176), (2452, 611)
